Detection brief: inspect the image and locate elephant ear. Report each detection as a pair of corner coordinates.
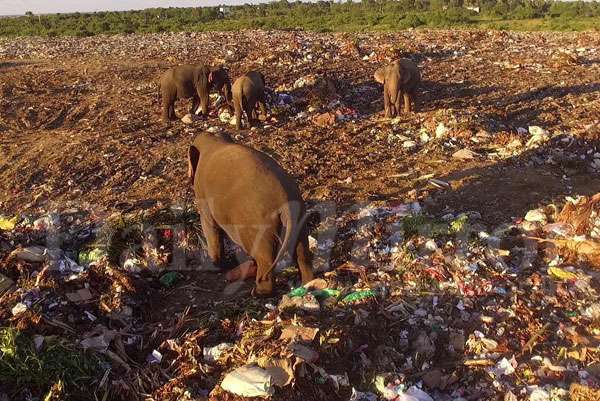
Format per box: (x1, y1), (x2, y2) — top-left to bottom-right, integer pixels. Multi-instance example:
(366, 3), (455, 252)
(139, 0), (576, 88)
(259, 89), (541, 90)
(399, 63), (411, 85)
(373, 66), (386, 84)
(188, 145), (200, 184)
(196, 65), (210, 89)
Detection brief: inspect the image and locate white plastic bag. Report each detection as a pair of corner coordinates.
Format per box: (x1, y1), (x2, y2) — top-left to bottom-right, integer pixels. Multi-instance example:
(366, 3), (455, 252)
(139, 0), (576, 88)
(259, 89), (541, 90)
(221, 365), (274, 397)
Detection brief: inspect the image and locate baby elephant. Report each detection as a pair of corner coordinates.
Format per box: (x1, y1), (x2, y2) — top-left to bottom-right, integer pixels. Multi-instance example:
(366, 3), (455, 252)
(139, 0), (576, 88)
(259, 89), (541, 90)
(232, 71), (267, 130)
(188, 132), (314, 295)
(374, 59), (421, 117)
(159, 64), (230, 122)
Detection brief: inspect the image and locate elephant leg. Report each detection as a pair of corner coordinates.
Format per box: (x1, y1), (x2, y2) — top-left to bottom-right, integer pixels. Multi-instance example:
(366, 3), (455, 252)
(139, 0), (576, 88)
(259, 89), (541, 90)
(161, 102), (171, 122)
(191, 96), (200, 115)
(383, 86), (391, 118)
(253, 239), (275, 296)
(403, 91), (412, 113)
(237, 227), (275, 296)
(394, 91), (402, 116)
(200, 212), (223, 268)
(409, 91), (419, 112)
(258, 93), (268, 119)
(168, 103), (177, 121)
(294, 234), (314, 285)
(162, 95), (176, 121)
(243, 99), (255, 128)
(234, 98), (243, 130)
(251, 99), (260, 125)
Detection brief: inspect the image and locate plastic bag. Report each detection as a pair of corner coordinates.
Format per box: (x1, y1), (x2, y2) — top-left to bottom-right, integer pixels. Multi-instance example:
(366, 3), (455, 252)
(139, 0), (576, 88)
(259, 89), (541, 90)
(221, 365), (274, 397)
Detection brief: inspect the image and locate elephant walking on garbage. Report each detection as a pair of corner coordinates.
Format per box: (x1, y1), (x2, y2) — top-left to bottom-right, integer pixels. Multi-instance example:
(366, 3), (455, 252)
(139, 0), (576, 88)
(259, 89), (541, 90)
(159, 64), (231, 122)
(374, 59), (421, 117)
(187, 132), (314, 295)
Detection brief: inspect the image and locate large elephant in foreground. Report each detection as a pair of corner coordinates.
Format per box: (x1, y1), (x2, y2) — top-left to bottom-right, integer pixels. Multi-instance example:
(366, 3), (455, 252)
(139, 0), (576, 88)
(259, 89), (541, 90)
(187, 132), (314, 295)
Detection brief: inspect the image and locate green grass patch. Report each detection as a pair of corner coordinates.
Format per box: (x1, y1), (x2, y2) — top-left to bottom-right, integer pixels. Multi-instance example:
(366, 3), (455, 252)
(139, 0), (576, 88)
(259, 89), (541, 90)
(401, 213), (472, 239)
(0, 327), (104, 400)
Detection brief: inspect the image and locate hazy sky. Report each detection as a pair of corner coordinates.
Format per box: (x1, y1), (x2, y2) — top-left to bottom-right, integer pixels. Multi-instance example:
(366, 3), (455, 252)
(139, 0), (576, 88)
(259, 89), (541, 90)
(0, 1), (268, 16)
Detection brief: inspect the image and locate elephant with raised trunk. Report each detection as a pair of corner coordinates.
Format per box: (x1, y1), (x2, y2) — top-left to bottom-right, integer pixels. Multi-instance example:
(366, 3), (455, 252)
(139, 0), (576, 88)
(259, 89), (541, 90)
(187, 132), (314, 296)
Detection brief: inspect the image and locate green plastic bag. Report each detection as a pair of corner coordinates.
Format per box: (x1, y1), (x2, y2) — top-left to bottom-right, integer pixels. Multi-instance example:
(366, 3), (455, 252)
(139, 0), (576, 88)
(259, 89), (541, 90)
(341, 290), (376, 303)
(160, 272), (180, 288)
(289, 287), (341, 300)
(311, 288), (341, 300)
(288, 287), (308, 297)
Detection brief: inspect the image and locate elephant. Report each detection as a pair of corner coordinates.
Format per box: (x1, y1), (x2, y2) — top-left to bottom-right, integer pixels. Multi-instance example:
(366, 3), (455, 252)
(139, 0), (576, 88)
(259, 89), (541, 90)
(187, 132), (314, 296)
(231, 71), (267, 130)
(374, 58), (421, 117)
(159, 64), (231, 122)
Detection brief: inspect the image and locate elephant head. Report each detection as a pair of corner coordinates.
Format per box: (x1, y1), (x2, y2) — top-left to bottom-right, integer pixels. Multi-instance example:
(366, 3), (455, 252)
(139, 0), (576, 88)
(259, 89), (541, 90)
(393, 60), (413, 85)
(209, 66), (233, 105)
(374, 62), (412, 86)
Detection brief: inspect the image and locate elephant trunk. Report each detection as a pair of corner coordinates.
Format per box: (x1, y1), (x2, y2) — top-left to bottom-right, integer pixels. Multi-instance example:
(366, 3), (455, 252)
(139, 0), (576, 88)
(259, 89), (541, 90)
(388, 77), (400, 104)
(223, 82), (234, 108)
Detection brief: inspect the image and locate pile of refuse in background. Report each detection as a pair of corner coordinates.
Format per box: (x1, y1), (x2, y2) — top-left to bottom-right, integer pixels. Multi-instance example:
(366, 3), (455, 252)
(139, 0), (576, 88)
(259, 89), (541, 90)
(1, 29), (600, 400)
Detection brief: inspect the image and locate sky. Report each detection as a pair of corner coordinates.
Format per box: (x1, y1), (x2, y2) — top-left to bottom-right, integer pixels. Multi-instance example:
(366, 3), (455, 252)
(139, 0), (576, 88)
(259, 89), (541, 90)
(0, 1), (270, 16)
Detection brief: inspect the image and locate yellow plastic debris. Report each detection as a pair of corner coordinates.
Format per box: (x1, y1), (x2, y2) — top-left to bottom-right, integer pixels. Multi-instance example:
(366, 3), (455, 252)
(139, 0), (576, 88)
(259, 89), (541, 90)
(548, 267), (577, 281)
(0, 215), (18, 230)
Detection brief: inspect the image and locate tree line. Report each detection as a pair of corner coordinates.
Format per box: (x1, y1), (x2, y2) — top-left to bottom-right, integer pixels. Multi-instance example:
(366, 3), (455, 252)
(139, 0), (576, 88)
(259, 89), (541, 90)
(1, 0), (599, 37)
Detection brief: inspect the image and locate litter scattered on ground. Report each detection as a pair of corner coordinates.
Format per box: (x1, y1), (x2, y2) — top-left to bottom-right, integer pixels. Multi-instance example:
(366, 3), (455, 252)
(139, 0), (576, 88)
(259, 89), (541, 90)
(1, 29), (600, 401)
(220, 365), (275, 397)
(203, 343), (234, 362)
(0, 273), (14, 294)
(159, 271), (180, 287)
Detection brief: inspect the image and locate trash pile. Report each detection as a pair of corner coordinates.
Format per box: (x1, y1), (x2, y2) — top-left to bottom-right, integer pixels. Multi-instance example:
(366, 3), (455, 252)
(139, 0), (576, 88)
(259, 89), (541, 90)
(2, 192), (600, 400)
(1, 29), (600, 400)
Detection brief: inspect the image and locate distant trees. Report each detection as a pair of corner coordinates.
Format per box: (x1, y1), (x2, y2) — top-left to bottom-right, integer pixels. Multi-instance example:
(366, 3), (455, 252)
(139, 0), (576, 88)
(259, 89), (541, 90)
(0, 1), (599, 37)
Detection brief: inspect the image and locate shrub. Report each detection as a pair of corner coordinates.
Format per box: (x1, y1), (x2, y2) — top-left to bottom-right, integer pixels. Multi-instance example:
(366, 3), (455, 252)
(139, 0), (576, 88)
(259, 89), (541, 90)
(512, 5), (539, 19)
(425, 8), (474, 26)
(403, 12), (426, 28)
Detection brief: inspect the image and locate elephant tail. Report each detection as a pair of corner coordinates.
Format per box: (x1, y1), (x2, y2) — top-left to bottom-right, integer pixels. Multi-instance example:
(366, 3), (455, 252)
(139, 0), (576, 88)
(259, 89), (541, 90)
(267, 201), (308, 277)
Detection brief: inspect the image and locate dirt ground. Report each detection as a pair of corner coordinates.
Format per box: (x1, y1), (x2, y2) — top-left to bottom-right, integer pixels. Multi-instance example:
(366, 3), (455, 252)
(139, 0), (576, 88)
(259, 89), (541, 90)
(1, 30), (599, 222)
(2, 30), (600, 401)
